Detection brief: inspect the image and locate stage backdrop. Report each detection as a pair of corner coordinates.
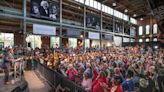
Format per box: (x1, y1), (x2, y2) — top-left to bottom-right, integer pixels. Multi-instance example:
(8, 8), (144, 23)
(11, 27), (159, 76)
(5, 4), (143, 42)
(30, 0), (60, 21)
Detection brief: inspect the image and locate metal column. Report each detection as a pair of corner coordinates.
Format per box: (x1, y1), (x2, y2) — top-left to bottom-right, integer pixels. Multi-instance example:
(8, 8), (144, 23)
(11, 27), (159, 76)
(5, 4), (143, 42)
(112, 6), (115, 45)
(23, 0), (27, 47)
(83, 0), (86, 51)
(59, 0), (63, 47)
(100, 3), (103, 48)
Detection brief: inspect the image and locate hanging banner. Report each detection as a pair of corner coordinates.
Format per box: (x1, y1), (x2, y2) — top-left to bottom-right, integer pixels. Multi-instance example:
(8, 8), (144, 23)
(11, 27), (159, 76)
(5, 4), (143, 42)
(66, 29), (82, 38)
(88, 32), (100, 39)
(33, 24), (56, 35)
(30, 0), (60, 21)
(86, 14), (100, 30)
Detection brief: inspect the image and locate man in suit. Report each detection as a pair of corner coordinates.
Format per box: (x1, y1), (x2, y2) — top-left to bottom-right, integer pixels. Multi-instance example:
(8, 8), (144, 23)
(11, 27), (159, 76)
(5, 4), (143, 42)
(40, 0), (49, 17)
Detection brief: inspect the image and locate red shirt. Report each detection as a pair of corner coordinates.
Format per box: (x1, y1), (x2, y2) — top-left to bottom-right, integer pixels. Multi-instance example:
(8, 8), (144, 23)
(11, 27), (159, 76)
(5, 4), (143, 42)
(92, 77), (107, 92)
(66, 69), (78, 81)
(110, 84), (123, 92)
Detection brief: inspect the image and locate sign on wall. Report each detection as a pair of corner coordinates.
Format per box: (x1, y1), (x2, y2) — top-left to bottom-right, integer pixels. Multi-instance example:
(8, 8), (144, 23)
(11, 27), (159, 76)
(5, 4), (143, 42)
(88, 32), (100, 39)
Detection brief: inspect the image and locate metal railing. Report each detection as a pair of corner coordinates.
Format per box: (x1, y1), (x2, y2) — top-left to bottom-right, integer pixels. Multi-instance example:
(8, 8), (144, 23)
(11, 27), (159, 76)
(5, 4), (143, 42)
(35, 61), (86, 92)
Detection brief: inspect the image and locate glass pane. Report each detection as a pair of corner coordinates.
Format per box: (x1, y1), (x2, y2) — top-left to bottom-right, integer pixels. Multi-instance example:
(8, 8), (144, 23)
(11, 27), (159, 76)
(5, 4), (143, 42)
(85, 39), (90, 48)
(79, 0), (84, 3)
(3, 33), (14, 47)
(109, 7), (113, 15)
(0, 33), (4, 42)
(146, 25), (150, 34)
(105, 6), (108, 13)
(97, 2), (101, 10)
(93, 1), (98, 9)
(34, 35), (41, 48)
(26, 35), (41, 49)
(139, 26), (143, 35)
(69, 38), (77, 48)
(114, 10), (118, 17)
(153, 24), (158, 34)
(89, 0), (94, 7)
(50, 37), (60, 48)
(85, 0), (90, 6)
(102, 5), (105, 12)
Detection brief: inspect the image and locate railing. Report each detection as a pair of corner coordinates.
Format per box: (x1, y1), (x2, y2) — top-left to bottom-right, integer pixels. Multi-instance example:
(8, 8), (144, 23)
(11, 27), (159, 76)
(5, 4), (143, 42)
(35, 61), (86, 92)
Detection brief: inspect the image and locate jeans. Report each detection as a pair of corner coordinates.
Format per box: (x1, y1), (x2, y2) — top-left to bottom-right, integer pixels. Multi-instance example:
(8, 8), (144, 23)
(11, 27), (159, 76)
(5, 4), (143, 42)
(4, 62), (10, 83)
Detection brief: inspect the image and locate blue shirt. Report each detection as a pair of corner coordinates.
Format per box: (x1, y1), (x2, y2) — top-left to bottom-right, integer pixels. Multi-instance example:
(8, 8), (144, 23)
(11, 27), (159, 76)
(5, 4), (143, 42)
(122, 79), (134, 92)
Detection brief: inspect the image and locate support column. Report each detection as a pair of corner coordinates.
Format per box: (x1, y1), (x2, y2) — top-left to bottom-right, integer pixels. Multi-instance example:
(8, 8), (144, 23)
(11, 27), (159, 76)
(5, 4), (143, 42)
(83, 0), (86, 51)
(23, 0), (27, 47)
(112, 6), (115, 45)
(59, 0), (62, 47)
(100, 3), (103, 48)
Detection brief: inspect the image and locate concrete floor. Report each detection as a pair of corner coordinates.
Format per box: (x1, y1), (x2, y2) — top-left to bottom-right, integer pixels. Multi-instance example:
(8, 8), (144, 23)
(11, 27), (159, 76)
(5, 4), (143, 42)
(0, 71), (51, 92)
(24, 71), (51, 92)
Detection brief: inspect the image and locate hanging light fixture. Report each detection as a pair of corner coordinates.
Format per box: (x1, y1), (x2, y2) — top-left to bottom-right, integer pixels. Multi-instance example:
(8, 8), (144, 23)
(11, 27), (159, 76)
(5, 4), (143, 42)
(112, 2), (116, 7)
(140, 18), (143, 21)
(124, 9), (128, 13)
(133, 14), (137, 17)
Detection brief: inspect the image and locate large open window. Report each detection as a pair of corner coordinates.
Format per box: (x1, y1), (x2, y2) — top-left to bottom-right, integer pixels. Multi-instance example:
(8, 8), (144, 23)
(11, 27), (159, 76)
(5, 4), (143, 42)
(69, 38), (77, 48)
(26, 35), (41, 49)
(0, 33), (14, 48)
(139, 26), (143, 35)
(146, 25), (150, 35)
(153, 24), (158, 34)
(50, 37), (60, 48)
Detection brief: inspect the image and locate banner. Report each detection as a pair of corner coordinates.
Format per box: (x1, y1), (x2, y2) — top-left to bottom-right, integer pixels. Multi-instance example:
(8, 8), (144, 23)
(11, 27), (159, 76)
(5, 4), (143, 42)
(86, 14), (100, 29)
(88, 32), (100, 39)
(66, 29), (82, 38)
(30, 0), (60, 21)
(33, 24), (56, 35)
(102, 34), (113, 40)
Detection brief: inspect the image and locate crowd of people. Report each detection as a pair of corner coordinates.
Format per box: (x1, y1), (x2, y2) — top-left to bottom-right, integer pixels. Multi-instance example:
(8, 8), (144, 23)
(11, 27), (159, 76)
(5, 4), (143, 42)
(0, 45), (164, 92)
(33, 45), (164, 92)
